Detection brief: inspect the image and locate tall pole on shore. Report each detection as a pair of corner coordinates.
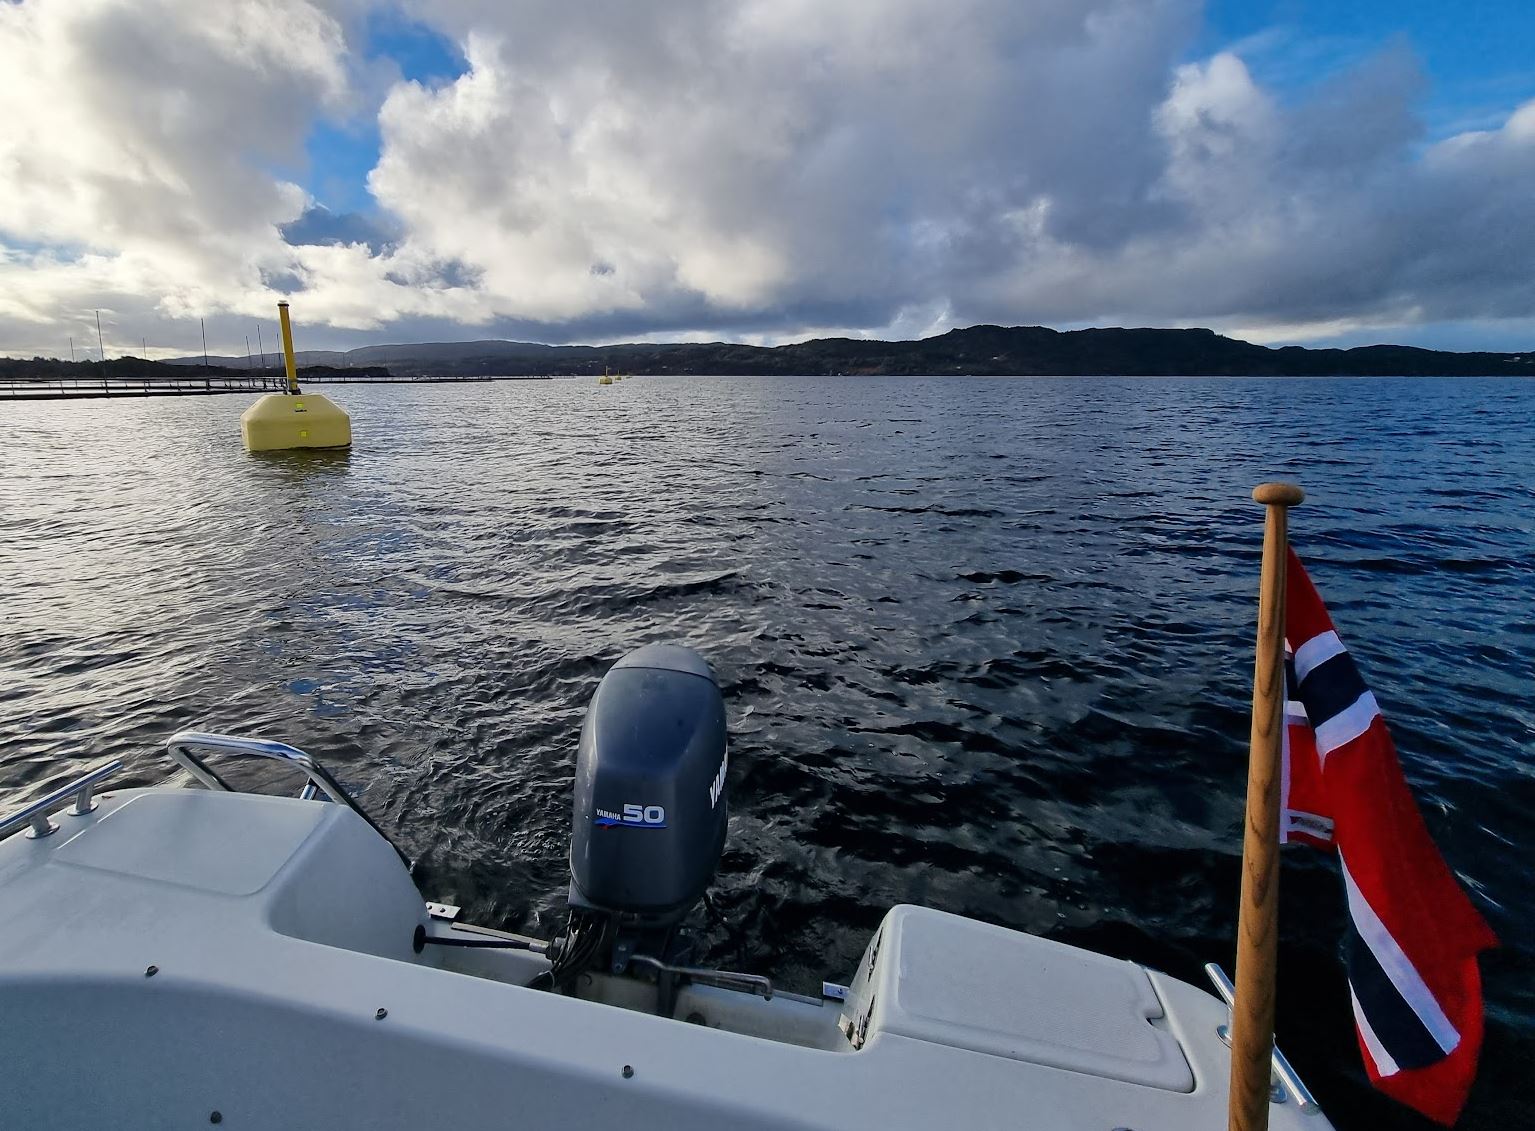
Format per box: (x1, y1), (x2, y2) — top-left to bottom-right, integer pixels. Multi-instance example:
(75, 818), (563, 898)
(245, 336), (253, 370)
(142, 337), (147, 361)
(69, 336), (75, 363)
(201, 318), (209, 369)
(95, 310), (106, 362)
(1228, 481), (1304, 1131)
(256, 324), (266, 370)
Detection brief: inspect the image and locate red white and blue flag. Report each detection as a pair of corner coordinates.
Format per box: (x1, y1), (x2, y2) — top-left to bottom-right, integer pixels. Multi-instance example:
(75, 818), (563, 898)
(1279, 548), (1498, 1125)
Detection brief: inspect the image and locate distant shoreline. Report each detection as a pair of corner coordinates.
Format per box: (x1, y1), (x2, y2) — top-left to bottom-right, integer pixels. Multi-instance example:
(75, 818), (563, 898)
(6, 323), (1533, 382)
(164, 323), (1534, 379)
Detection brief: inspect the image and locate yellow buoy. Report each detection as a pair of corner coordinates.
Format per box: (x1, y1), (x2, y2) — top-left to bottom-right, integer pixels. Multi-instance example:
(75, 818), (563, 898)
(241, 392), (352, 450)
(240, 301), (351, 451)
(598, 375), (613, 385)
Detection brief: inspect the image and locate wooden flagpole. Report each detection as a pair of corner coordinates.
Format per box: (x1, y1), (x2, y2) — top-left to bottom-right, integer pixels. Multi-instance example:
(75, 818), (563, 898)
(1229, 482), (1304, 1131)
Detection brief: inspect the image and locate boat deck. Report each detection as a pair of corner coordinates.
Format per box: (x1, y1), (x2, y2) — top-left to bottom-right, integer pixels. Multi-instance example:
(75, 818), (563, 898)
(0, 783), (1331, 1130)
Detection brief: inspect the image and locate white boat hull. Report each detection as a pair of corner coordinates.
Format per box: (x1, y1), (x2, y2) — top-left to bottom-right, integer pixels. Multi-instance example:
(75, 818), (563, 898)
(0, 783), (1331, 1130)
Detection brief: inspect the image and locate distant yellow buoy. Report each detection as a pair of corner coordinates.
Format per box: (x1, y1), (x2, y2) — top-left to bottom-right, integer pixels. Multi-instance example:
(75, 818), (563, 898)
(598, 375), (613, 385)
(240, 301), (351, 451)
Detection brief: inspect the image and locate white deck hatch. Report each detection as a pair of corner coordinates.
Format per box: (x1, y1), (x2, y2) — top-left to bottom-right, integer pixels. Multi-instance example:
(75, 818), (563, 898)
(53, 790), (322, 894)
(842, 905), (1195, 1091)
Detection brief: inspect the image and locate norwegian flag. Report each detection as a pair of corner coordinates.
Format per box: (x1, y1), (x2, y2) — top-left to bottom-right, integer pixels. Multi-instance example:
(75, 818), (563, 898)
(1279, 548), (1498, 1125)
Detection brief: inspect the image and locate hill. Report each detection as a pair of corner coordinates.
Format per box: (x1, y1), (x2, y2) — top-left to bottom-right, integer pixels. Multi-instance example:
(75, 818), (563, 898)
(156, 324), (1535, 378)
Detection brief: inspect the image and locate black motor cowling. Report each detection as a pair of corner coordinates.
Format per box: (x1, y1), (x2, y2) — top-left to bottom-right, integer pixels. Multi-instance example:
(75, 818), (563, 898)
(569, 645), (728, 930)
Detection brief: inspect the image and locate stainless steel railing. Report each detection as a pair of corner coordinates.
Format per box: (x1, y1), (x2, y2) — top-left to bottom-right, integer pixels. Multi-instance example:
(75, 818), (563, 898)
(165, 731), (410, 867)
(0, 758), (124, 841)
(1204, 962), (1320, 1112)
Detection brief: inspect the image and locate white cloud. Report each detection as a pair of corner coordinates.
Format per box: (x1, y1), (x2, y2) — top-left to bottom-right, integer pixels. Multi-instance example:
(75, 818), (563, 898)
(1, 0), (1532, 356)
(364, 0), (1201, 333)
(962, 46), (1535, 339)
(0, 0), (358, 354)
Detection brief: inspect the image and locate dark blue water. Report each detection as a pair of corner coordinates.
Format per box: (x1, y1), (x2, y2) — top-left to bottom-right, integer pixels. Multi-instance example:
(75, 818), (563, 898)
(2, 376), (1531, 1128)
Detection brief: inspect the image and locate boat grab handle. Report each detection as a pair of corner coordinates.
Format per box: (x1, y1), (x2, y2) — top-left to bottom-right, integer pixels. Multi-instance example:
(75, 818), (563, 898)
(627, 953), (774, 1000)
(1204, 962), (1320, 1112)
(166, 731), (410, 868)
(0, 758), (124, 841)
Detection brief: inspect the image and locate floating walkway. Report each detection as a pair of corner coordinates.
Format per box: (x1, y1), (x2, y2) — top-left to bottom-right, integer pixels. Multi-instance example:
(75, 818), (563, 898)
(2, 373), (556, 401)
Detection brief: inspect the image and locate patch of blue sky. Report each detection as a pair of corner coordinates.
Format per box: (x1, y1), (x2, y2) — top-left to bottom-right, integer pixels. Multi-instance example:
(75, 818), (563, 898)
(304, 120), (385, 215)
(1200, 0), (1535, 137)
(0, 235), (85, 262)
(299, 9), (466, 216)
(365, 7), (465, 88)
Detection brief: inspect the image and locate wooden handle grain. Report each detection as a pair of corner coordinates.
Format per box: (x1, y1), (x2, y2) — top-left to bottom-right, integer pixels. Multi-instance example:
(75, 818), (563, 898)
(1228, 483), (1302, 1131)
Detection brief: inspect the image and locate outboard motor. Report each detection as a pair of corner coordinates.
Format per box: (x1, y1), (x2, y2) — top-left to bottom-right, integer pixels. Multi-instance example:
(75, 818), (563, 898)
(558, 645), (728, 997)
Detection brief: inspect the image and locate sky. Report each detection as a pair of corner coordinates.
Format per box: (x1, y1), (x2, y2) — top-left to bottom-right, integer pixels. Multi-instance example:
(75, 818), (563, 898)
(1, 0), (1532, 359)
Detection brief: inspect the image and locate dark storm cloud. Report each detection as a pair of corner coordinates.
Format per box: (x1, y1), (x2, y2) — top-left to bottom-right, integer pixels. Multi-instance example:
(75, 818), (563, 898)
(281, 205), (398, 255)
